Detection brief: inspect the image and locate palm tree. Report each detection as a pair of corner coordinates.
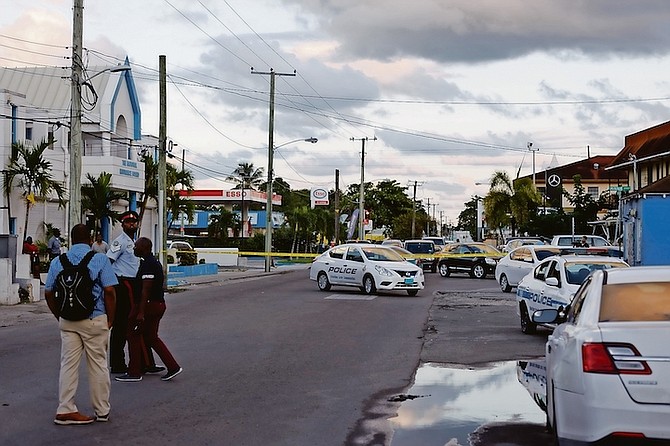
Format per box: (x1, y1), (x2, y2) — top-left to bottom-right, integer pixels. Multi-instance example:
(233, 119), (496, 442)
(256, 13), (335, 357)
(226, 162), (264, 190)
(483, 170), (541, 239)
(81, 172), (127, 234)
(137, 152), (158, 231)
(3, 140), (66, 241)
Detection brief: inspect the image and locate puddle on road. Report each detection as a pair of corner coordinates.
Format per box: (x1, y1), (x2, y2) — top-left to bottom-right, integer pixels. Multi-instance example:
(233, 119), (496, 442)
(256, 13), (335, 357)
(389, 361), (547, 446)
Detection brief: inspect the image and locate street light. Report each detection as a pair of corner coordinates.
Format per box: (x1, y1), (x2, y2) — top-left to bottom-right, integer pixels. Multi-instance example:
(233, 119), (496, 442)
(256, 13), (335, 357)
(264, 137), (318, 272)
(69, 64), (131, 228)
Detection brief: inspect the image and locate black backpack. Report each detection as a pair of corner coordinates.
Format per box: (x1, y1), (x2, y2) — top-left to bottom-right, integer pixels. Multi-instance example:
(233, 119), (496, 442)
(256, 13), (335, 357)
(54, 251), (96, 321)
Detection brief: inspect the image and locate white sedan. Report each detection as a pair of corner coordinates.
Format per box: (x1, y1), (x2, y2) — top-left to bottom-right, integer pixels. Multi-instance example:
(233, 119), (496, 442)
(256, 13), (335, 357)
(495, 245), (561, 292)
(309, 243), (424, 296)
(533, 267), (670, 445)
(515, 255), (628, 334)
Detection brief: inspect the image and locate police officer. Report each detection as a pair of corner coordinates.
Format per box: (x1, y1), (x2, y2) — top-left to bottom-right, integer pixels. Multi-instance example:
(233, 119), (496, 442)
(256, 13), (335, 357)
(107, 210), (140, 373)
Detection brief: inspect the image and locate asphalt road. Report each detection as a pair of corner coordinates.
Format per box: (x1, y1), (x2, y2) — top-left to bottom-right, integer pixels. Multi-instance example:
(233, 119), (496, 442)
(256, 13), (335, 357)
(0, 269), (552, 446)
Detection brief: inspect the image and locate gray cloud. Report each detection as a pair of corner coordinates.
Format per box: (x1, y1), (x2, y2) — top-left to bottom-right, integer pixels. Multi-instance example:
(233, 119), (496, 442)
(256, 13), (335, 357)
(282, 0), (670, 63)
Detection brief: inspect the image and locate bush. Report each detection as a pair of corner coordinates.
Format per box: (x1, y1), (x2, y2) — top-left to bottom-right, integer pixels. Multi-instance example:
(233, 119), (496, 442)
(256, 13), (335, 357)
(178, 251), (198, 266)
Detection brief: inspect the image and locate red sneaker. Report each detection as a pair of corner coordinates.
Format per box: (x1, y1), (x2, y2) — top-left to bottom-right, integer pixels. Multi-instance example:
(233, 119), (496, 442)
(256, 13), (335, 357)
(54, 412), (95, 425)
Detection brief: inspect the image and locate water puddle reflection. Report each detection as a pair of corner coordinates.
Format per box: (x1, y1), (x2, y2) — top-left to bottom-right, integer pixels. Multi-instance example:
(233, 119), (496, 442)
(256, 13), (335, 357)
(389, 361), (547, 446)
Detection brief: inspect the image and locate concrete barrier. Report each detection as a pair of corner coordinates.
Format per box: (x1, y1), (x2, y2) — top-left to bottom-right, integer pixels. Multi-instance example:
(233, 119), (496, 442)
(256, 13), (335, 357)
(0, 258), (20, 305)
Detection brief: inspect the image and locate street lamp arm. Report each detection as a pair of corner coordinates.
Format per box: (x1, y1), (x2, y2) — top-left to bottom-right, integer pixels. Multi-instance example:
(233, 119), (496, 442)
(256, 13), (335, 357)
(85, 64), (131, 82)
(274, 137), (318, 149)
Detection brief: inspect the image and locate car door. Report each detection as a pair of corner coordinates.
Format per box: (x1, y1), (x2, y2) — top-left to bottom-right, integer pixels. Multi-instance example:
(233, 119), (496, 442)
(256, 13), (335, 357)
(540, 260), (568, 309)
(324, 245), (347, 285)
(509, 247), (532, 285)
(520, 260), (554, 315)
(344, 246), (366, 286)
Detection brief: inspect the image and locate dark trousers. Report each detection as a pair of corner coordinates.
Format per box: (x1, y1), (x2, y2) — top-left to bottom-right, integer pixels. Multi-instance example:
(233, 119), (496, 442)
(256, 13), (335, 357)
(109, 278), (134, 370)
(127, 301), (179, 376)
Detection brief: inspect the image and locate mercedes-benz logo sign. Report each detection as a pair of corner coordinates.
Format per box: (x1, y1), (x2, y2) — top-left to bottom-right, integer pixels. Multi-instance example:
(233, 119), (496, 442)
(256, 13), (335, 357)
(547, 174), (561, 188)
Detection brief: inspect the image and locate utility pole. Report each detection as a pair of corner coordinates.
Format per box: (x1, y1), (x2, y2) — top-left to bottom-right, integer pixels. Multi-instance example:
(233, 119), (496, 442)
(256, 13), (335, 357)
(351, 136), (376, 240)
(69, 0), (84, 228)
(425, 197), (432, 236)
(409, 180), (424, 238)
(158, 55), (168, 288)
(528, 142), (538, 188)
(251, 68), (296, 272)
(334, 169), (340, 245)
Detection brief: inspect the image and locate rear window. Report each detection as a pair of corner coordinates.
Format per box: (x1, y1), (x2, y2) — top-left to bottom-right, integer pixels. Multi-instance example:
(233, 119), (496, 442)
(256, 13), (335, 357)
(600, 282), (670, 321)
(405, 242), (434, 254)
(536, 248), (560, 260)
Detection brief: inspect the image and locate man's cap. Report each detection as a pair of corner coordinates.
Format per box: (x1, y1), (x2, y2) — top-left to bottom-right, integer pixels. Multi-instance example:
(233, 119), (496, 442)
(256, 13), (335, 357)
(120, 210), (139, 222)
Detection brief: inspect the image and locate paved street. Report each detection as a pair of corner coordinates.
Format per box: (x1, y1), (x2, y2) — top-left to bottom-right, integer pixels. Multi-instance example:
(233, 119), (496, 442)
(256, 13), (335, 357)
(0, 267), (551, 446)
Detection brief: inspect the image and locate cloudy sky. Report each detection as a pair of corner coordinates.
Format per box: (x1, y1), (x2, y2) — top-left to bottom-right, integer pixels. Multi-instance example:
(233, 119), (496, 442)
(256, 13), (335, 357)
(2, 0), (670, 225)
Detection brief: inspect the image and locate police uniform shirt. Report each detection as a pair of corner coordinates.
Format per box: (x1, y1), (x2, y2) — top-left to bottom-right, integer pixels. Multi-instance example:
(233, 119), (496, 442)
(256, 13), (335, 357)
(107, 231), (139, 278)
(137, 255), (165, 303)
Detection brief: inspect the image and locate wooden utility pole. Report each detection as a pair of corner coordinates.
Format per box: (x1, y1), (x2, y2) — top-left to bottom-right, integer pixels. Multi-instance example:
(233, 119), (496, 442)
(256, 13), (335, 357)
(251, 68), (296, 272)
(351, 136), (376, 240)
(69, 0), (84, 228)
(334, 169), (340, 245)
(158, 55), (167, 288)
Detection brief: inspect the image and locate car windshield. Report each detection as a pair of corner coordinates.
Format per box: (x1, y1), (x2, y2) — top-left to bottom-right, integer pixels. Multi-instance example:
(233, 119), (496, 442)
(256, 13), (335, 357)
(564, 261), (627, 285)
(600, 282), (670, 322)
(361, 246), (406, 262)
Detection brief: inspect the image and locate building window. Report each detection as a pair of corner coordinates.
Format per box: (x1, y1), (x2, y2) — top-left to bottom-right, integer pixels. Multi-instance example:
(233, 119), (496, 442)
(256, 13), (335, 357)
(25, 122), (33, 142)
(587, 186), (599, 200)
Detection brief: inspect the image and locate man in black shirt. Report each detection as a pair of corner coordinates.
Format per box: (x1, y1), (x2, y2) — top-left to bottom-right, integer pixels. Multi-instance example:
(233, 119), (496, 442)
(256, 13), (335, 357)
(115, 237), (182, 382)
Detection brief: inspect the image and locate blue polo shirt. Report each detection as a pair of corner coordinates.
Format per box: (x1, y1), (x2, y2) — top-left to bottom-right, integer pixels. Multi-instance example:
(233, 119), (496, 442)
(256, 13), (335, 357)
(107, 231), (139, 278)
(45, 243), (119, 319)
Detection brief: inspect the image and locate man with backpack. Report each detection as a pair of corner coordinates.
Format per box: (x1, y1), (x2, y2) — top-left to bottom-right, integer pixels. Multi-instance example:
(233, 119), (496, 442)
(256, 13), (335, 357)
(44, 224), (118, 425)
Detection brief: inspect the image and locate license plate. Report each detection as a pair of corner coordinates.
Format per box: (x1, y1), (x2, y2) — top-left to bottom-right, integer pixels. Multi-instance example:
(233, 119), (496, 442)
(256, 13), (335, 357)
(404, 278), (414, 284)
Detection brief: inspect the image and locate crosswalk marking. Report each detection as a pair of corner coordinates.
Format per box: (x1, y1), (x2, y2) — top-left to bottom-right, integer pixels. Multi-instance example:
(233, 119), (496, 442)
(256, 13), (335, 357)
(324, 294), (377, 301)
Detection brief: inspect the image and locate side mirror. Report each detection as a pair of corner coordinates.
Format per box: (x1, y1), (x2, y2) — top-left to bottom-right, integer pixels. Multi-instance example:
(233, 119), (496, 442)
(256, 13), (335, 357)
(546, 277), (559, 287)
(532, 308), (559, 324)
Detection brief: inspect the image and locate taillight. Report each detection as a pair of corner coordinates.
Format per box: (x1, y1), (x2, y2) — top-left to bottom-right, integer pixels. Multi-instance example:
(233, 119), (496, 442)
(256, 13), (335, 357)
(582, 343), (651, 375)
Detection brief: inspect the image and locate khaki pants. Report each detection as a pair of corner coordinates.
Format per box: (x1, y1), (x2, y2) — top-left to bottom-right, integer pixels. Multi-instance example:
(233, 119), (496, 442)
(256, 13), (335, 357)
(57, 315), (111, 417)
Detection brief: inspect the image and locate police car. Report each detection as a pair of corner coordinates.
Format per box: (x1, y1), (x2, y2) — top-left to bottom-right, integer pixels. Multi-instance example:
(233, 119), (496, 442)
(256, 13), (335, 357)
(515, 254), (628, 334)
(309, 243), (424, 296)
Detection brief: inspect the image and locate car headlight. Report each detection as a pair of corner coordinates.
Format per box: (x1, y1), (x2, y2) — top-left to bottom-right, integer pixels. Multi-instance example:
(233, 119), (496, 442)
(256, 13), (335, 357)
(374, 265), (394, 276)
(485, 257), (497, 265)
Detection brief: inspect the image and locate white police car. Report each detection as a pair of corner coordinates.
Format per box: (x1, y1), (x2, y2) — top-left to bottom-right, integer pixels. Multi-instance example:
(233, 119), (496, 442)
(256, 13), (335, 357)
(309, 243), (424, 296)
(515, 254), (628, 334)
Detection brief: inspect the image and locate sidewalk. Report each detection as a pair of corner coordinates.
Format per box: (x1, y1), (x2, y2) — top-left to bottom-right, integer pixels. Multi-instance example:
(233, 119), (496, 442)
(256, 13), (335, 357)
(0, 262), (309, 328)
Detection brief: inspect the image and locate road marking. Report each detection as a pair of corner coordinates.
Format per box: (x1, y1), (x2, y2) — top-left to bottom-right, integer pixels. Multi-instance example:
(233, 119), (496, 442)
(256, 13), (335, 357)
(324, 294), (377, 301)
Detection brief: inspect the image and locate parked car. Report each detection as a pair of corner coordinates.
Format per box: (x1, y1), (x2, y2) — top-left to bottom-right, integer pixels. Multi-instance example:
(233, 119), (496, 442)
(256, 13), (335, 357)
(309, 243), (424, 296)
(550, 234), (611, 247)
(515, 255), (629, 334)
(381, 239), (403, 248)
(403, 239), (438, 273)
(495, 245), (562, 292)
(437, 242), (503, 279)
(501, 236), (548, 252)
(422, 236), (446, 251)
(533, 267), (670, 445)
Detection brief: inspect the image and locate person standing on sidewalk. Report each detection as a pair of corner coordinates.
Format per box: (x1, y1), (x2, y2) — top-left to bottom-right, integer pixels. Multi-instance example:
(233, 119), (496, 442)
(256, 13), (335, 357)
(47, 228), (62, 260)
(116, 237), (182, 382)
(44, 224), (118, 425)
(107, 210), (140, 374)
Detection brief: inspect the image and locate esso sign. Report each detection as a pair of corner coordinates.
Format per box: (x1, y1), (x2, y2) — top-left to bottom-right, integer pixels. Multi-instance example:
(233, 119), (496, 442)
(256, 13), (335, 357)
(312, 188), (328, 199)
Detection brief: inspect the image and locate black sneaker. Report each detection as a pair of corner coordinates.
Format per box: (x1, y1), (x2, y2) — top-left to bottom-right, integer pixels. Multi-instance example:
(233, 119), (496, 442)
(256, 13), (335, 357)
(161, 367), (183, 381)
(96, 413), (109, 422)
(114, 374), (142, 382)
(144, 365), (166, 374)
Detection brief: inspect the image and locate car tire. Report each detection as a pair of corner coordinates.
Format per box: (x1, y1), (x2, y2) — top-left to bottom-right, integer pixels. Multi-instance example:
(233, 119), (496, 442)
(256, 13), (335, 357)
(499, 274), (512, 293)
(520, 304), (537, 334)
(317, 272), (331, 291)
(438, 262), (450, 278)
(407, 290), (418, 296)
(363, 274), (377, 295)
(470, 263), (486, 279)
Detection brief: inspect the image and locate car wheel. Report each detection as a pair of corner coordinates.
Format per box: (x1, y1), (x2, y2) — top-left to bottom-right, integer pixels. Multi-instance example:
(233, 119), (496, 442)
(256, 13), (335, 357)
(317, 272), (331, 291)
(407, 290), (418, 296)
(363, 274), (377, 295)
(520, 304), (537, 334)
(438, 262), (450, 277)
(471, 263), (486, 279)
(499, 274), (512, 293)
